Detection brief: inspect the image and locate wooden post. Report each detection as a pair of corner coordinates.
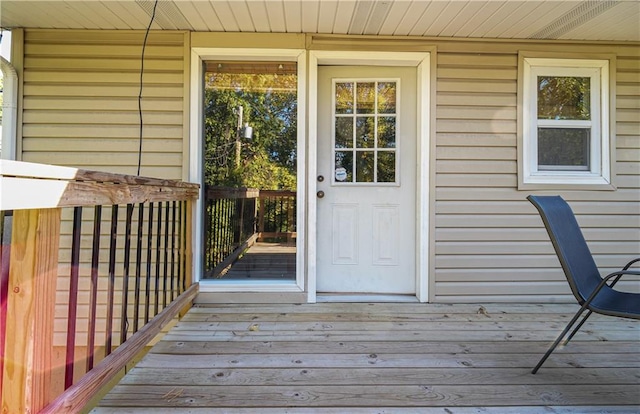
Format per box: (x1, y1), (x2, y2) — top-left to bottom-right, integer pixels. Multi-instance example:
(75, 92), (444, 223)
(1, 208), (61, 413)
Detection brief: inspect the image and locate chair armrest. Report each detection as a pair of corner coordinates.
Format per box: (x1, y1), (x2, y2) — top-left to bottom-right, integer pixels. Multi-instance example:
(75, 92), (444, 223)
(607, 259), (640, 289)
(584, 270), (640, 307)
(622, 258), (640, 271)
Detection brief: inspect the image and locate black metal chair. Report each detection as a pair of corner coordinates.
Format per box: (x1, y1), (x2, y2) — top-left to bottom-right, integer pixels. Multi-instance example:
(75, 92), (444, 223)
(527, 195), (640, 374)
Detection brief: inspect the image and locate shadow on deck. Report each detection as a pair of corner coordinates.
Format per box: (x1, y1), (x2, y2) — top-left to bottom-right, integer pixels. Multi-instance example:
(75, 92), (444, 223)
(91, 302), (640, 413)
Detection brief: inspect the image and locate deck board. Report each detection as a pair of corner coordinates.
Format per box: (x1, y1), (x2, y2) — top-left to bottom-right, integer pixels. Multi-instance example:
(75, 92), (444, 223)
(91, 303), (640, 412)
(217, 242), (296, 280)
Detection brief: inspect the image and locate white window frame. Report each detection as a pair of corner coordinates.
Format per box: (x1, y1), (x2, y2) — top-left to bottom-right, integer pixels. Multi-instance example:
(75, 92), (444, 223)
(520, 56), (614, 189)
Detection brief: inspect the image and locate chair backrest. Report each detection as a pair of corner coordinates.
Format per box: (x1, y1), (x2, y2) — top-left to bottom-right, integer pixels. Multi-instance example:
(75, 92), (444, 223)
(527, 195), (602, 304)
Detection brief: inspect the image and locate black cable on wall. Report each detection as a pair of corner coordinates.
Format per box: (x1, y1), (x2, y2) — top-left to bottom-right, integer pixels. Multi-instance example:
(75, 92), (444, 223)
(137, 0), (159, 176)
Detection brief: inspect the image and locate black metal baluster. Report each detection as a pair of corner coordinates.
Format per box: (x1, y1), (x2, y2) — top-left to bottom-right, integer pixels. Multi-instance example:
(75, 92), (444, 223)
(162, 202), (170, 308)
(144, 203), (154, 324)
(177, 201), (183, 293)
(120, 204), (134, 344)
(154, 202), (162, 316)
(105, 205), (118, 356)
(181, 201), (187, 292)
(65, 207), (82, 389)
(133, 203), (144, 333)
(170, 201), (176, 301)
(86, 205), (102, 371)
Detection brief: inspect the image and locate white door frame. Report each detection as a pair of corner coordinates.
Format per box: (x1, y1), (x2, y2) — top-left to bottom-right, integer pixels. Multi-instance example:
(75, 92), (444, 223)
(189, 47), (307, 293)
(308, 51), (431, 303)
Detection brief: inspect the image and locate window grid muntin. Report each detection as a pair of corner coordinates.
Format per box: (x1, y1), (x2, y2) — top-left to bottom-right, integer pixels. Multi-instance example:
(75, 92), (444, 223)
(332, 79), (399, 185)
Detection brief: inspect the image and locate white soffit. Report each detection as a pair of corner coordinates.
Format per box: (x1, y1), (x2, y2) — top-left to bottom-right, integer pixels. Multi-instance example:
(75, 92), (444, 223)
(0, 1), (639, 42)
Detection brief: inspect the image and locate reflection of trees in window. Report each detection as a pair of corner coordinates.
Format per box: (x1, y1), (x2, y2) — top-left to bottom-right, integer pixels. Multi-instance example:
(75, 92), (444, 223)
(333, 80), (397, 183)
(538, 76), (590, 120)
(204, 66), (297, 190)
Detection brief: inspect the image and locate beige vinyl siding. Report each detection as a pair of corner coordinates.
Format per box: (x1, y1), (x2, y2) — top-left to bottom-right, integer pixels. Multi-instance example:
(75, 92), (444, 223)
(434, 43), (640, 303)
(20, 29), (187, 179)
(17, 30), (189, 359)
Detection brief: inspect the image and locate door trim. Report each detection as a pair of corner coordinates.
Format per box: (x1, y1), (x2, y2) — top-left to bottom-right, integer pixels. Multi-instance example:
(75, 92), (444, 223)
(189, 47), (307, 294)
(308, 50), (432, 303)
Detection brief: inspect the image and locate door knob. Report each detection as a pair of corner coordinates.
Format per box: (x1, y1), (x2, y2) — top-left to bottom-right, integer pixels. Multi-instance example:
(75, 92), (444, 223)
(317, 191), (325, 198)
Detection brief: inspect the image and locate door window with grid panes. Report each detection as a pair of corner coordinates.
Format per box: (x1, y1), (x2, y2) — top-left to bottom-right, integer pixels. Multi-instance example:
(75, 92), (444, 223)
(332, 80), (399, 185)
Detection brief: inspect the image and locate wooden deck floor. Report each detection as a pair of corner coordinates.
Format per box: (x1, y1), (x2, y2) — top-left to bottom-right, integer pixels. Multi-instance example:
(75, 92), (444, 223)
(219, 242), (296, 280)
(92, 303), (640, 413)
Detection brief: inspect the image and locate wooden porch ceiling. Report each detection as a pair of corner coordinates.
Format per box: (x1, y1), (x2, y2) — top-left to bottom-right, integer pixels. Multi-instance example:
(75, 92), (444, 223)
(1, 1), (639, 42)
(91, 302), (640, 412)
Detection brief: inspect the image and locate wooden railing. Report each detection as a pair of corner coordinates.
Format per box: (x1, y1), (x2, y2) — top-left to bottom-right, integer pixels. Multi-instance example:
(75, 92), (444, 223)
(204, 186), (296, 278)
(0, 160), (199, 413)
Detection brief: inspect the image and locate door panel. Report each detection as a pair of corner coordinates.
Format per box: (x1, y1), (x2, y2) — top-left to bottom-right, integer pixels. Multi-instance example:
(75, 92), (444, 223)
(317, 66), (417, 294)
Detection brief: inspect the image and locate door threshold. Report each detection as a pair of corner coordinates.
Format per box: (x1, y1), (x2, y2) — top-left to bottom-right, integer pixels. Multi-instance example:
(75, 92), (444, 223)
(316, 294), (419, 303)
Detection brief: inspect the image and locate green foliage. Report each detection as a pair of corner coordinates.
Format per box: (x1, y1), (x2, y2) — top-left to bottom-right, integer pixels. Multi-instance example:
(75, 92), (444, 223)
(204, 72), (297, 190)
(538, 76), (591, 120)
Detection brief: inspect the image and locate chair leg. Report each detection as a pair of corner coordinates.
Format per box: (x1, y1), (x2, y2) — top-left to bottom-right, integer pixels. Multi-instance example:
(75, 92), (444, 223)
(565, 310), (593, 345)
(531, 306), (588, 374)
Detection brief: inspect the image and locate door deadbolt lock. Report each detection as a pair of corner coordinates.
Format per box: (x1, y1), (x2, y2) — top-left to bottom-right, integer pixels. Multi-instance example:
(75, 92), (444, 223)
(317, 175), (324, 182)
(317, 191), (325, 198)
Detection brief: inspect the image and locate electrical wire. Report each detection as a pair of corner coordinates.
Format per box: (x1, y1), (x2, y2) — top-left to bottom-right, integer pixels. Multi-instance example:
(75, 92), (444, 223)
(137, 0), (159, 176)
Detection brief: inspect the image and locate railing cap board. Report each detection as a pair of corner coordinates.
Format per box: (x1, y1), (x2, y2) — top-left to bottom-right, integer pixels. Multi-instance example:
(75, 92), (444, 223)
(205, 186), (260, 199)
(1, 160), (199, 211)
(205, 187), (296, 200)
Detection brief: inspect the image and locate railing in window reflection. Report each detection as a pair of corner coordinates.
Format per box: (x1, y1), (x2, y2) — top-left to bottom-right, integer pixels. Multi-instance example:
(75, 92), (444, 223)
(204, 186), (296, 278)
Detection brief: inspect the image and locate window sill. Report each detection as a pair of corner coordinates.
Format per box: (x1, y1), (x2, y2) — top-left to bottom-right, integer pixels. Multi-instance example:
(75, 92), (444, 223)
(519, 173), (615, 191)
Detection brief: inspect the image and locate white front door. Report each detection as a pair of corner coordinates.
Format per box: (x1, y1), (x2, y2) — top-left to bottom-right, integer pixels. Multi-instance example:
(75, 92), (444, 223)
(316, 66), (417, 295)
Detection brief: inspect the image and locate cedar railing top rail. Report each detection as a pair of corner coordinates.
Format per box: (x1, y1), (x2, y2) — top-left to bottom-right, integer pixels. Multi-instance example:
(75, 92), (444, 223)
(1, 160), (200, 211)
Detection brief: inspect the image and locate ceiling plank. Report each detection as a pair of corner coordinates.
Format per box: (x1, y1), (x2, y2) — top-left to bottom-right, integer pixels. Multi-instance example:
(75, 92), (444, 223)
(378, 1), (412, 36)
(393, 1), (431, 36)
(211, 1), (240, 32)
(100, 1), (150, 30)
(559, 2), (640, 41)
(283, 0), (302, 32)
(227, 1), (256, 32)
(333, 0), (357, 34)
(317, 0), (338, 34)
(466, 1), (521, 38)
(247, 1), (271, 32)
(61, 1), (130, 30)
(484, 1), (542, 38)
(423, 1), (471, 37)
(301, 1), (320, 34)
(509, 2), (577, 40)
(440, 1), (489, 38)
(264, 0), (286, 33)
(174, 2), (213, 31)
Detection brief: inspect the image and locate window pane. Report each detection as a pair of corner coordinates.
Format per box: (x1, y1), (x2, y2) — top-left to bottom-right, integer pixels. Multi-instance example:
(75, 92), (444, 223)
(335, 151), (353, 182)
(335, 117), (353, 148)
(335, 82), (354, 114)
(378, 116), (396, 148)
(538, 76), (591, 120)
(356, 82), (375, 114)
(377, 82), (396, 114)
(377, 152), (396, 182)
(356, 151), (375, 182)
(538, 128), (590, 170)
(356, 117), (374, 148)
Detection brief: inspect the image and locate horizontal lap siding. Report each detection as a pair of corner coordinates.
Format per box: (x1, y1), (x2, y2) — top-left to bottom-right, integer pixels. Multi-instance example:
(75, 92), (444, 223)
(434, 44), (640, 302)
(19, 30), (188, 347)
(21, 29), (187, 179)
